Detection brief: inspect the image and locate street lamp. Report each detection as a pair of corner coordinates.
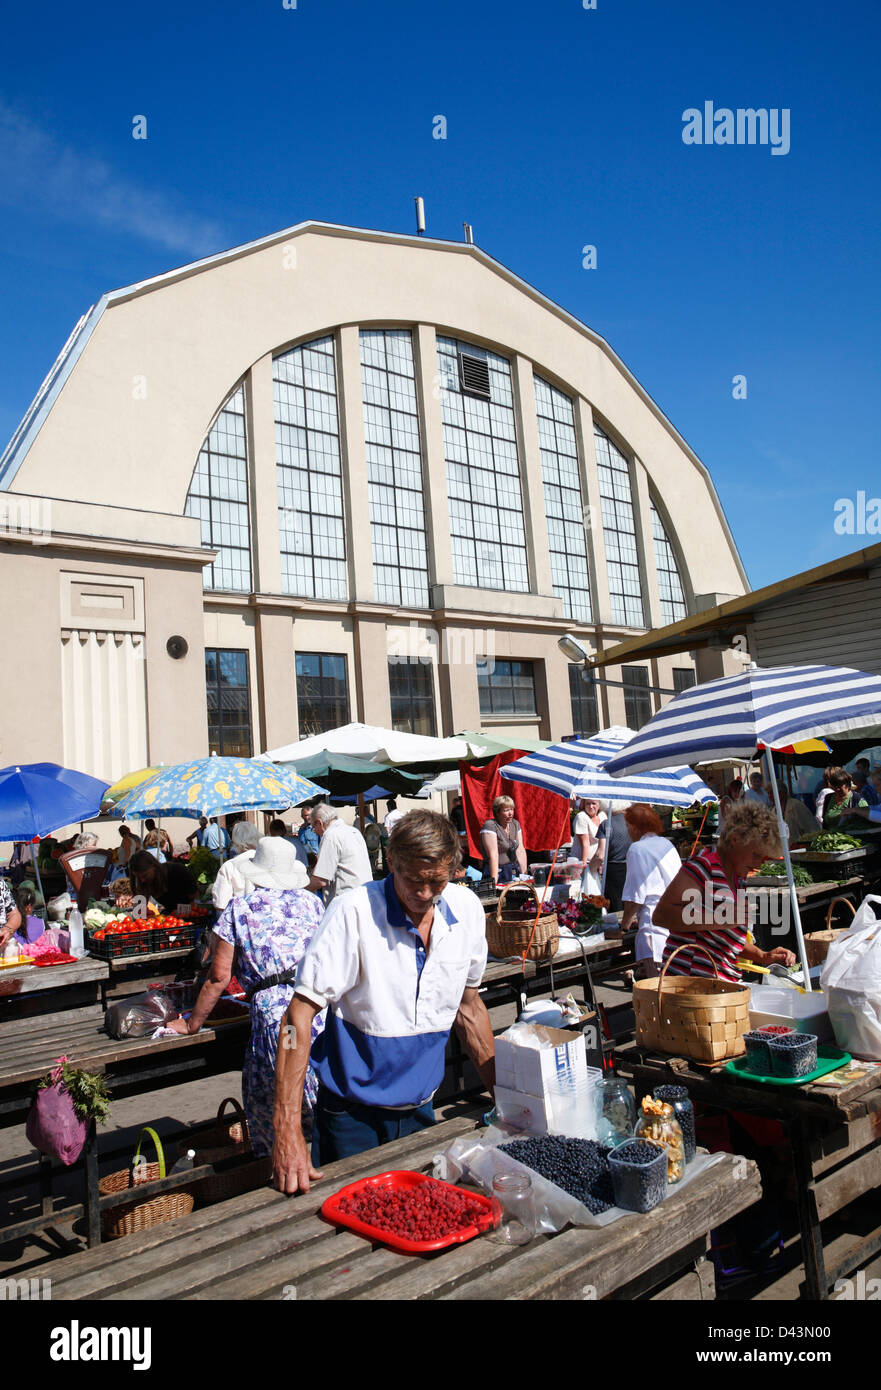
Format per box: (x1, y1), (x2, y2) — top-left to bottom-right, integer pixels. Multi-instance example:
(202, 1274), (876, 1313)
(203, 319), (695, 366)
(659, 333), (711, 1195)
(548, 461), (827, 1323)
(557, 634), (591, 663)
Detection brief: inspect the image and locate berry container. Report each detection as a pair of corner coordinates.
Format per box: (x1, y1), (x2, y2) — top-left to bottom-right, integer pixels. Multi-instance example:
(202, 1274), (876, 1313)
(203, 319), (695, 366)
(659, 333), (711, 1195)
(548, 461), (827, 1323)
(321, 1170), (496, 1253)
(767, 1032), (818, 1079)
(653, 1085), (696, 1164)
(609, 1139), (668, 1214)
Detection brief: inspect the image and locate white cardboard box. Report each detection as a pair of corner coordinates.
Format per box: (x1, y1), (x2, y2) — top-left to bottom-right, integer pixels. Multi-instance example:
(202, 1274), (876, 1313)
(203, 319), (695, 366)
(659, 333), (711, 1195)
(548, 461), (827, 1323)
(494, 1024), (588, 1094)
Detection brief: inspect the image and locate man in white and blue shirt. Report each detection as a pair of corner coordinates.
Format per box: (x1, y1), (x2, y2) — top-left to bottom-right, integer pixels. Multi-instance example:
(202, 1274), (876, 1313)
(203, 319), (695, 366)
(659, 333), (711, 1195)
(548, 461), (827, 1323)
(271, 811), (495, 1192)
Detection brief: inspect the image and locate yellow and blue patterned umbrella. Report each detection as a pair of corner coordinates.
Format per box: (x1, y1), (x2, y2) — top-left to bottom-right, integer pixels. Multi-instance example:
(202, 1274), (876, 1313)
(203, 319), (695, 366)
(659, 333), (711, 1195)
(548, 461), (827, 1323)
(112, 756), (325, 820)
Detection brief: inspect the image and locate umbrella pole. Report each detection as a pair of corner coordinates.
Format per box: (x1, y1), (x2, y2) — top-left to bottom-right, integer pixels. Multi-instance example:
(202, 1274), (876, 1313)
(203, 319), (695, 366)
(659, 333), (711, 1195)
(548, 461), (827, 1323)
(32, 852), (47, 914)
(765, 747), (812, 992)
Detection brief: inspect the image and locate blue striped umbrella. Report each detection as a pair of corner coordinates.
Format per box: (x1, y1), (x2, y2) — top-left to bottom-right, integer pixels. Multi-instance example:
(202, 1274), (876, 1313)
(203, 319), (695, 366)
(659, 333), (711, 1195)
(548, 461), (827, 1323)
(602, 664), (881, 992)
(501, 728), (716, 807)
(603, 664), (881, 777)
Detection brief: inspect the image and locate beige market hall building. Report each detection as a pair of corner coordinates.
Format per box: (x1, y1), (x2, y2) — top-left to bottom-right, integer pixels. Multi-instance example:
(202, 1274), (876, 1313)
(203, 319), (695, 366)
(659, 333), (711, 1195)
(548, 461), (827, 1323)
(0, 220), (749, 806)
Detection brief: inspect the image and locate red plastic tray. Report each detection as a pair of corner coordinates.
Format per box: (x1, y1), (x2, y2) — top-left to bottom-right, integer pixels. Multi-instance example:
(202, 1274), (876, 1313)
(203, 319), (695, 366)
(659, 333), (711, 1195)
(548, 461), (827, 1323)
(321, 1169), (497, 1253)
(34, 953), (78, 967)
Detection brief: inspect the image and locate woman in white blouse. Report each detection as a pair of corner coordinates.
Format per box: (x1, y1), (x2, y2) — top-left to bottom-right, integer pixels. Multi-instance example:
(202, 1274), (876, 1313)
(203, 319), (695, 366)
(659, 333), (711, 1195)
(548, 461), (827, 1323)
(211, 821), (262, 909)
(572, 797), (606, 897)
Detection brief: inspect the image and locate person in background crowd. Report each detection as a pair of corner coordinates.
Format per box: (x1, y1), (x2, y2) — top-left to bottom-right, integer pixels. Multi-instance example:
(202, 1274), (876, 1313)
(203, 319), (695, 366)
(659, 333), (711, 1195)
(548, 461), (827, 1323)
(592, 804), (631, 912)
(167, 837), (321, 1157)
(129, 849), (199, 915)
(653, 802), (796, 982)
(776, 781), (820, 845)
(211, 821), (263, 910)
(814, 767), (839, 826)
(117, 824), (142, 866)
(822, 769), (868, 831)
(480, 796), (527, 884)
(620, 806), (681, 980)
(271, 811), (494, 1190)
(296, 806), (320, 858)
(743, 772), (771, 808)
(144, 819), (173, 855)
(142, 831), (167, 863)
(383, 798), (404, 835)
(202, 817), (230, 861)
(718, 779), (744, 835)
(852, 762), (879, 808)
(0, 878), (23, 954)
(269, 818), (310, 873)
(186, 817), (209, 849)
(308, 804), (373, 904)
(571, 797), (606, 896)
(448, 796), (466, 842)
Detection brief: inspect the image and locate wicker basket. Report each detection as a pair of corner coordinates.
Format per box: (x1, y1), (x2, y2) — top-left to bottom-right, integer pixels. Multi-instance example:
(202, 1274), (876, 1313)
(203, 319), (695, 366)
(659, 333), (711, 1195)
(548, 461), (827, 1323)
(633, 944), (751, 1063)
(99, 1126), (194, 1239)
(486, 883), (559, 962)
(804, 897), (857, 967)
(191, 1098), (269, 1206)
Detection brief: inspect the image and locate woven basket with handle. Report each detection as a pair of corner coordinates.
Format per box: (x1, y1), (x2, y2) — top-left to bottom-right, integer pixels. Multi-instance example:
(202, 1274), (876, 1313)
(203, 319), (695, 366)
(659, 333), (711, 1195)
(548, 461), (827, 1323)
(804, 897), (857, 967)
(191, 1097), (270, 1206)
(99, 1125), (194, 1239)
(632, 944), (751, 1063)
(486, 883), (559, 962)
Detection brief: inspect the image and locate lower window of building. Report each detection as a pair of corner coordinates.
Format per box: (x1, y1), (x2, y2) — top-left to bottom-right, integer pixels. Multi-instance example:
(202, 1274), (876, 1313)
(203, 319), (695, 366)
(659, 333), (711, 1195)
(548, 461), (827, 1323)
(206, 649), (252, 756)
(672, 667), (696, 693)
(296, 652), (350, 737)
(568, 665), (599, 737)
(622, 665), (653, 730)
(388, 661), (437, 737)
(478, 659), (537, 717)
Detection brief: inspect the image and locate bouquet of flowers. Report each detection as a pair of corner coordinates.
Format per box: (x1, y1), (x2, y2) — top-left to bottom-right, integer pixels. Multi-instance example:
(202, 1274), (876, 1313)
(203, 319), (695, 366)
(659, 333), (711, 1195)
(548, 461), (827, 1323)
(558, 894), (610, 937)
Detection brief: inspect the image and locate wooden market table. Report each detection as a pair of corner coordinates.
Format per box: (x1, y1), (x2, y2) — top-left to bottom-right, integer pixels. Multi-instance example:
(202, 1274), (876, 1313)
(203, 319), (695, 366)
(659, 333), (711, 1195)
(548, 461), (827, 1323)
(41, 1111), (761, 1302)
(615, 1040), (881, 1301)
(0, 1001), (249, 1250)
(0, 957), (109, 1021)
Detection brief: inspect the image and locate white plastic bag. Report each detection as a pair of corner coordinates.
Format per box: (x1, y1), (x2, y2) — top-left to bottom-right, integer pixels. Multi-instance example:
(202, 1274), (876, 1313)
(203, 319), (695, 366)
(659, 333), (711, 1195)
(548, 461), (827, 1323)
(820, 896), (881, 1059)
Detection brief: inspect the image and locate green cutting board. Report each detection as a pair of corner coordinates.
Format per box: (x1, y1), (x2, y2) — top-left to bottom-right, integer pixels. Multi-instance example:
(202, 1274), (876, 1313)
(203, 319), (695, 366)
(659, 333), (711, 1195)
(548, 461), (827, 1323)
(725, 1045), (851, 1087)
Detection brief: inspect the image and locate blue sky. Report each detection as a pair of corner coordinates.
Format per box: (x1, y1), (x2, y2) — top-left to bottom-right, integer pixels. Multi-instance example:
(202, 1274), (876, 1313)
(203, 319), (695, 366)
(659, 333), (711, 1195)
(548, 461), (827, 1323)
(1, 0), (878, 591)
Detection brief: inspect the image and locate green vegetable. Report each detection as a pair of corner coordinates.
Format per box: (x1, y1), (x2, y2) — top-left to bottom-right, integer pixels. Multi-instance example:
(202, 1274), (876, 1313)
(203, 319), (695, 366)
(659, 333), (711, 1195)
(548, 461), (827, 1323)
(757, 861), (814, 887)
(187, 847), (220, 884)
(808, 833), (862, 852)
(38, 1061), (111, 1125)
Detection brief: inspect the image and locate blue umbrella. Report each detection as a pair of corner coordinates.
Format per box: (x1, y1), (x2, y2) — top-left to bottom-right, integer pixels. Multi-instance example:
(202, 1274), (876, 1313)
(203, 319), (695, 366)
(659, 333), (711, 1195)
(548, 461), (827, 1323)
(113, 755), (326, 820)
(501, 728), (715, 807)
(603, 664), (881, 991)
(0, 762), (110, 907)
(0, 763), (109, 839)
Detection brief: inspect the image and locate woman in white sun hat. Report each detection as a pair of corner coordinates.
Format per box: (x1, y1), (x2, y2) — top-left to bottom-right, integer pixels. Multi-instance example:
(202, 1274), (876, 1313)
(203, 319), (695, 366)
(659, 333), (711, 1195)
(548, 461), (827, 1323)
(168, 836), (325, 1155)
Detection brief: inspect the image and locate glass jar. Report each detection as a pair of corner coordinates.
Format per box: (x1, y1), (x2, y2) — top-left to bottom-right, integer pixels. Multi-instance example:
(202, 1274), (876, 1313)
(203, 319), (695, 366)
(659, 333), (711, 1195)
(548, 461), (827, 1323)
(598, 1073), (636, 1146)
(634, 1096), (685, 1184)
(489, 1173), (535, 1246)
(653, 1084), (696, 1165)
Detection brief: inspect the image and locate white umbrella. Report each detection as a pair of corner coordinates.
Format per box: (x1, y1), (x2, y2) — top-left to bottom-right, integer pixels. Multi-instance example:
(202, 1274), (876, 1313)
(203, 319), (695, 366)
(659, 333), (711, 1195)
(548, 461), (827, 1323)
(264, 722), (488, 766)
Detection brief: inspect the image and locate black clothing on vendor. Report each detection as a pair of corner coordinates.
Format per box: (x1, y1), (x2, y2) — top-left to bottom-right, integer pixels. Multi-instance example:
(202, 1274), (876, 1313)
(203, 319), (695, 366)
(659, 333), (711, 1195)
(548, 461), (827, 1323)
(596, 813), (630, 911)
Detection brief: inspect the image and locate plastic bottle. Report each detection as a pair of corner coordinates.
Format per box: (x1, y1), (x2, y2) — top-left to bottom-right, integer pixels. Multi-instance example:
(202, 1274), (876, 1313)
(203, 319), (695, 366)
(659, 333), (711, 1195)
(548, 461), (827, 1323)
(170, 1149), (196, 1173)
(68, 907), (85, 957)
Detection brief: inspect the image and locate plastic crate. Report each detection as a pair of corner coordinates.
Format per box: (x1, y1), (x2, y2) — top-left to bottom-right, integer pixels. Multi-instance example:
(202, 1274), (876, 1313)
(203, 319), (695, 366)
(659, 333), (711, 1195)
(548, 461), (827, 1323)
(85, 928), (154, 960)
(147, 922), (198, 953)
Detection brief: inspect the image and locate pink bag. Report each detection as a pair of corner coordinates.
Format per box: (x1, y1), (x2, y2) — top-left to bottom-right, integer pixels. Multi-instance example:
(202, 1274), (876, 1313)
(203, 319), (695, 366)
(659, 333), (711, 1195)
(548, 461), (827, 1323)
(25, 1056), (87, 1165)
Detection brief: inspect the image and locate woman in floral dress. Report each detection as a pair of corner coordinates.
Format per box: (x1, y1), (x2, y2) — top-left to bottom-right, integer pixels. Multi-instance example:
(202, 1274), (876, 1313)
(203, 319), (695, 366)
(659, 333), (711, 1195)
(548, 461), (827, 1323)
(168, 837), (324, 1155)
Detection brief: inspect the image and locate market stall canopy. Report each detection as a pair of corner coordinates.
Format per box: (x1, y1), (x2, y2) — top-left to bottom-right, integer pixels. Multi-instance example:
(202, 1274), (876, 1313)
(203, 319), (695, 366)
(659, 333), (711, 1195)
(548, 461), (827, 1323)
(269, 751), (429, 796)
(604, 665), (881, 777)
(0, 762), (110, 840)
(112, 756), (325, 820)
(419, 770), (461, 794)
(264, 722), (489, 768)
(500, 728), (715, 807)
(453, 730), (551, 758)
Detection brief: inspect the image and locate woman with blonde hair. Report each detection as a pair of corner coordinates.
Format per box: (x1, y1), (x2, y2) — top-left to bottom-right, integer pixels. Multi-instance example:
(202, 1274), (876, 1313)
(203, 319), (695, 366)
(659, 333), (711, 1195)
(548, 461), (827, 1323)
(480, 795), (527, 883)
(653, 801), (796, 982)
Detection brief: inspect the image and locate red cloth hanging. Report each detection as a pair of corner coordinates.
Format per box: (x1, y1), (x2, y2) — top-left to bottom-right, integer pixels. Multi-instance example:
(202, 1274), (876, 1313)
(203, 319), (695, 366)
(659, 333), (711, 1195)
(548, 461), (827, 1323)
(459, 752), (570, 860)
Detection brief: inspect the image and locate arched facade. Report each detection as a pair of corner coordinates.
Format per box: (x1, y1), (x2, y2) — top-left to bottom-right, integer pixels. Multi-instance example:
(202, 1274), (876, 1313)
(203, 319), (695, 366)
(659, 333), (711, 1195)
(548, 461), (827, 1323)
(0, 222), (747, 783)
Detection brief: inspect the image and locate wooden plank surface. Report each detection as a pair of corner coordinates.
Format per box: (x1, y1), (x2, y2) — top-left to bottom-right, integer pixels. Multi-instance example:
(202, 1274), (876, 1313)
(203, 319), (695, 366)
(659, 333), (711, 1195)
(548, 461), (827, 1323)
(0, 958), (108, 994)
(47, 1117), (760, 1302)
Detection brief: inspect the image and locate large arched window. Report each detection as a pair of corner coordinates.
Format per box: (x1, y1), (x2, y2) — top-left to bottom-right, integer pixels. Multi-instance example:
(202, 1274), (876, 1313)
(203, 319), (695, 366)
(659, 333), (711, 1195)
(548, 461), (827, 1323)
(360, 329), (429, 607)
(534, 374), (591, 623)
(185, 384), (252, 592)
(274, 335), (347, 601)
(438, 336), (529, 592)
(651, 500), (687, 624)
(593, 424), (644, 627)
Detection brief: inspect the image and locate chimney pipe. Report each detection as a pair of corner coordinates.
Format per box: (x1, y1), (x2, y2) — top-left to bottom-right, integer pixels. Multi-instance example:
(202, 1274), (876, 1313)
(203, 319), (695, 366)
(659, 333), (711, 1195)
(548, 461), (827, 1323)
(463, 223), (473, 244)
(414, 196), (426, 236)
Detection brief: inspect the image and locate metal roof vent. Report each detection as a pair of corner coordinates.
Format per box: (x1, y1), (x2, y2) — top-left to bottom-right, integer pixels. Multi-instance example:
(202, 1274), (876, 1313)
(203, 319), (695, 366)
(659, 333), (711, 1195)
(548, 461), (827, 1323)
(458, 350), (490, 400)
